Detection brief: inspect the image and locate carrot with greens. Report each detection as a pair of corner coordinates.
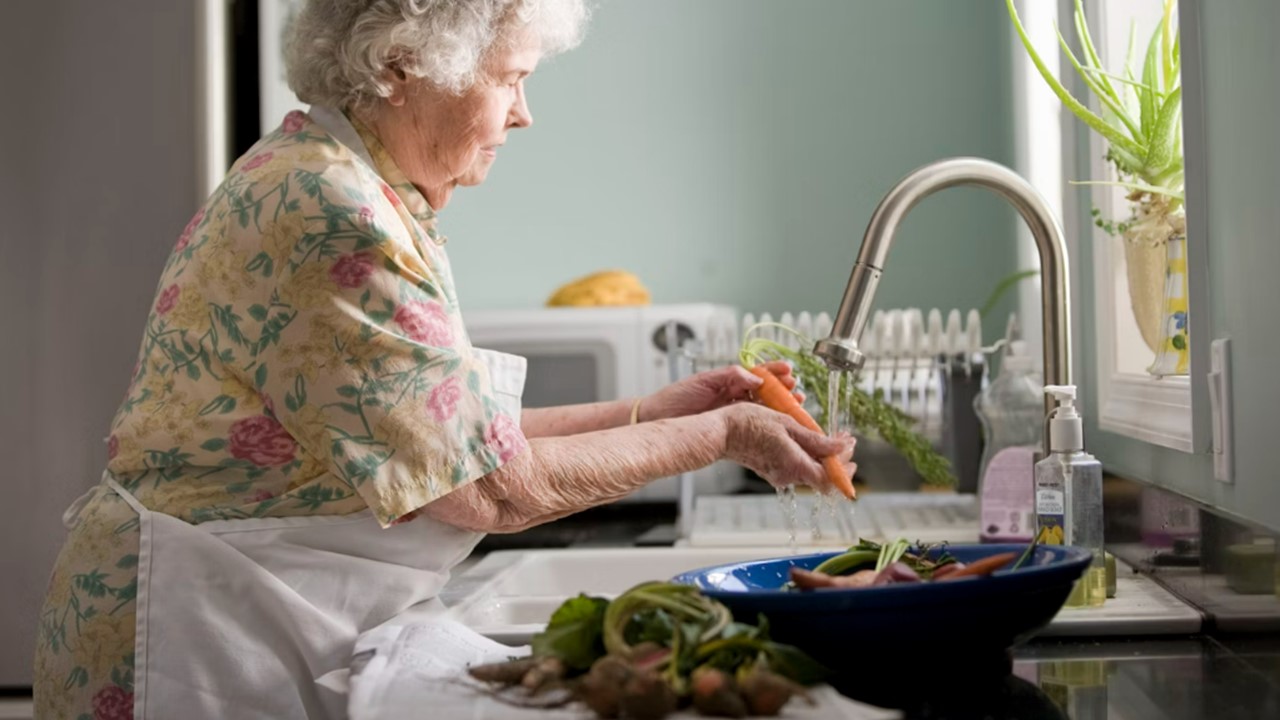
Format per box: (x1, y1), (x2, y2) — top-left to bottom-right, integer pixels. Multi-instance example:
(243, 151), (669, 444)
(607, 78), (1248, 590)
(939, 552), (1019, 580)
(747, 363), (856, 499)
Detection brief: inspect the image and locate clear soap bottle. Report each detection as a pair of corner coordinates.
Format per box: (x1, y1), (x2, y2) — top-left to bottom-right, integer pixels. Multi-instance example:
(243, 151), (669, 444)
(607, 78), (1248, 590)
(974, 340), (1042, 543)
(1034, 385), (1106, 608)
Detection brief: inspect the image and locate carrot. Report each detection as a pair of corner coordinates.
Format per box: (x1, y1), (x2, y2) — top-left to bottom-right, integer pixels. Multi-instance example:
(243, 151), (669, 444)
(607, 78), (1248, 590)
(748, 365), (856, 499)
(939, 552), (1019, 580)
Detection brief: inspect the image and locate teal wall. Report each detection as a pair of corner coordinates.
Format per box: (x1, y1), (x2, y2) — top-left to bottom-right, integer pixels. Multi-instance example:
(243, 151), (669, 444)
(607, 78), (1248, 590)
(443, 0), (1020, 332)
(1080, 0), (1280, 532)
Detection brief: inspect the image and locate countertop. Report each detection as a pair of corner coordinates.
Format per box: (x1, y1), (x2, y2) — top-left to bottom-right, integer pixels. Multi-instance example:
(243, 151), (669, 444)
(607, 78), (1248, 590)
(469, 485), (1280, 719)
(826, 634), (1279, 719)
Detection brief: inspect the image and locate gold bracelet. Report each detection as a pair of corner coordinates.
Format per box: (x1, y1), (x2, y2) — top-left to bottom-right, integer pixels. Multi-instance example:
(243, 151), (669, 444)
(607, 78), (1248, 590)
(629, 397), (643, 425)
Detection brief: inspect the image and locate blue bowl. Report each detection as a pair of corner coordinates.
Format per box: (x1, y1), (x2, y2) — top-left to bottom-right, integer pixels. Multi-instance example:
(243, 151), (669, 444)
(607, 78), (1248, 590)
(671, 544), (1092, 670)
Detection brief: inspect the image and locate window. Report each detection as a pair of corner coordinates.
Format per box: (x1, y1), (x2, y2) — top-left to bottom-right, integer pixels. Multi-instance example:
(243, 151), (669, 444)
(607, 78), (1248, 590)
(1083, 0), (1195, 451)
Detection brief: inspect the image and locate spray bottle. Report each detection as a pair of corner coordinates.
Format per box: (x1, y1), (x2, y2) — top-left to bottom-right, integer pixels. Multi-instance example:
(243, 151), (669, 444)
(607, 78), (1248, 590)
(1035, 385), (1106, 608)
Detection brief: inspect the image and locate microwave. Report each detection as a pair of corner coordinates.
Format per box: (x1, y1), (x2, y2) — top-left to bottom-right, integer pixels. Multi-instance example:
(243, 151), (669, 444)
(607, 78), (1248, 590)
(462, 303), (745, 502)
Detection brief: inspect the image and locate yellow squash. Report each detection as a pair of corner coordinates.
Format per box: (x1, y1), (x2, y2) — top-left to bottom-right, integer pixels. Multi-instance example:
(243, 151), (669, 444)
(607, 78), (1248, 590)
(546, 270), (651, 307)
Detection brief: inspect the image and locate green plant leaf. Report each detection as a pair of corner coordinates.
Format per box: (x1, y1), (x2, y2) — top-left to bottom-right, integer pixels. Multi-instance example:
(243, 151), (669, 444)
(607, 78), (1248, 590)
(1081, 67), (1157, 94)
(1140, 24), (1163, 140)
(1072, 0), (1142, 139)
(1123, 21), (1139, 111)
(531, 594), (609, 671)
(1073, 0), (1113, 97)
(1006, 0), (1145, 163)
(623, 608), (676, 647)
(1173, 24), (1181, 70)
(1068, 179), (1184, 202)
(763, 642), (829, 686)
(1162, 0), (1177, 93)
(1145, 87), (1183, 175)
(980, 269), (1040, 319)
(1054, 21), (1146, 151)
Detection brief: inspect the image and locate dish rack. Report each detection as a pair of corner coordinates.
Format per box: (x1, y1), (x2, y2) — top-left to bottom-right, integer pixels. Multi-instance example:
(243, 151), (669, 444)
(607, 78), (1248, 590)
(663, 307), (998, 540)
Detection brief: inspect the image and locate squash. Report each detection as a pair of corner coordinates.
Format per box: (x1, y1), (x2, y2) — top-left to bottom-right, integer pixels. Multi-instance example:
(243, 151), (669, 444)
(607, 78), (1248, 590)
(546, 270), (651, 307)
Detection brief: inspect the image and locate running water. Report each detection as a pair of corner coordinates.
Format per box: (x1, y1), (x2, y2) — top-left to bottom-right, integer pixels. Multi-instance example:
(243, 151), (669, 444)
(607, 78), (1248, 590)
(777, 485), (798, 554)
(827, 368), (859, 543)
(809, 493), (823, 542)
(775, 370), (861, 553)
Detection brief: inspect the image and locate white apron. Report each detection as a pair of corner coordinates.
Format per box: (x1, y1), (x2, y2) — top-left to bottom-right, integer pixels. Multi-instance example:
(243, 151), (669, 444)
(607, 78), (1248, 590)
(103, 347), (524, 720)
(95, 106), (528, 719)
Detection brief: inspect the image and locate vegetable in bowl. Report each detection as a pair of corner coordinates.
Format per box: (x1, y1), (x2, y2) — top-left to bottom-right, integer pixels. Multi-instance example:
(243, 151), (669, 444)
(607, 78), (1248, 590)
(787, 537), (1035, 590)
(670, 541), (1090, 676)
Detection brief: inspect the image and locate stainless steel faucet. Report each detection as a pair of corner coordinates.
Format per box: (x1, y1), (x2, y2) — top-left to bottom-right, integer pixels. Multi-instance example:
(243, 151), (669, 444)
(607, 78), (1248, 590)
(813, 157), (1072, 416)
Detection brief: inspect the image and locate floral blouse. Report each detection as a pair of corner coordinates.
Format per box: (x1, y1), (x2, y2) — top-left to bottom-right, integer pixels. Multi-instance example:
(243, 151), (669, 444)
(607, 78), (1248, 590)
(107, 109), (526, 526)
(35, 110), (527, 719)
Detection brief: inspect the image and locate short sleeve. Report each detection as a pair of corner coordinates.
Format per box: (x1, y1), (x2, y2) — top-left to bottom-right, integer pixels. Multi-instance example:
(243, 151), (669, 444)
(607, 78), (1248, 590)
(244, 212), (527, 527)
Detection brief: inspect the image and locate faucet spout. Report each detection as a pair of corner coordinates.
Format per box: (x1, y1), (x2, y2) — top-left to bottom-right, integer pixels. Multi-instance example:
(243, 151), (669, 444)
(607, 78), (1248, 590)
(814, 157), (1072, 412)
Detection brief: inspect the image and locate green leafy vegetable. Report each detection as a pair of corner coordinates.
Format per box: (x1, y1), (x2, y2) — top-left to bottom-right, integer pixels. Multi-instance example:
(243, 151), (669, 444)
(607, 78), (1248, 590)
(525, 581), (827, 718)
(624, 608), (676, 647)
(875, 538), (912, 572)
(812, 549), (879, 576)
(530, 594), (609, 671)
(760, 641), (829, 687)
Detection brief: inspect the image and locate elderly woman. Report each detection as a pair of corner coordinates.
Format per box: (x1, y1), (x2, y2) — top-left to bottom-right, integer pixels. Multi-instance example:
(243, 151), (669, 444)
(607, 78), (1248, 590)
(34, 1), (854, 718)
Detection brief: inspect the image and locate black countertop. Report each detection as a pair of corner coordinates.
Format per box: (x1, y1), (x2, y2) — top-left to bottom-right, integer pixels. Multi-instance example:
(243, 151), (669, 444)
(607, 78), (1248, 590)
(823, 634), (1280, 719)
(477, 481), (1280, 718)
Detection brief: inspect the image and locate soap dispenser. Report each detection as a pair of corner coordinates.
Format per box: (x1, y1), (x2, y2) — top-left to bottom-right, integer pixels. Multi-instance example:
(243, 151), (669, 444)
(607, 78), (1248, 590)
(974, 338), (1043, 543)
(1035, 385), (1106, 608)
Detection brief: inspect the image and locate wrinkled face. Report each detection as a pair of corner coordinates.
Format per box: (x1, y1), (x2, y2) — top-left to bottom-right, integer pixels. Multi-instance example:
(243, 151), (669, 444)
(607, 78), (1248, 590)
(375, 29), (541, 208)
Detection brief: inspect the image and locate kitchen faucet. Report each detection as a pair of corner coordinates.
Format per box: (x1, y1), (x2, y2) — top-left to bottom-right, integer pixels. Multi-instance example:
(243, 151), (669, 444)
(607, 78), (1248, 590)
(814, 157), (1072, 418)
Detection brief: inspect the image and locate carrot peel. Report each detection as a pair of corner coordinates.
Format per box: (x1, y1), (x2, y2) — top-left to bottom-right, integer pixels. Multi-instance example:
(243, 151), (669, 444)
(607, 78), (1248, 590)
(748, 365), (856, 499)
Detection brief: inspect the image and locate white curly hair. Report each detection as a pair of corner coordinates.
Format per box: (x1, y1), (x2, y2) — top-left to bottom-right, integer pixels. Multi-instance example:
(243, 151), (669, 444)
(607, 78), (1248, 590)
(284, 0), (589, 108)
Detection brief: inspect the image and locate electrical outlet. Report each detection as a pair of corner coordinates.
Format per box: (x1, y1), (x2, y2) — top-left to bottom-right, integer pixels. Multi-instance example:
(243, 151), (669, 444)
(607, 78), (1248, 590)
(1208, 339), (1233, 483)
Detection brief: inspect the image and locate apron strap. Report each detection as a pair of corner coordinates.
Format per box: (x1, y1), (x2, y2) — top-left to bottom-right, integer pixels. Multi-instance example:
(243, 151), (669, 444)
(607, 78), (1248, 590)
(105, 473), (149, 516)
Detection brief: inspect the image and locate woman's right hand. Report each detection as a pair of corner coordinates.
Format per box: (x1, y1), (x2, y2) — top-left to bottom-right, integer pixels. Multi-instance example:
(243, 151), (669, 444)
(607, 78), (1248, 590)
(717, 403), (856, 491)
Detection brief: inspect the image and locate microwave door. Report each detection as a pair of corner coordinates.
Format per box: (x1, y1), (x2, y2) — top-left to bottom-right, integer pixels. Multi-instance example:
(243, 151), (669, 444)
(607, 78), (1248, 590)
(476, 341), (618, 409)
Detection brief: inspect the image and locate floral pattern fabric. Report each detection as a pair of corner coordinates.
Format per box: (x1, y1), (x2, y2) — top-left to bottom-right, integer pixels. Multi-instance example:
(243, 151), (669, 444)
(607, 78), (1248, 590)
(34, 110), (525, 718)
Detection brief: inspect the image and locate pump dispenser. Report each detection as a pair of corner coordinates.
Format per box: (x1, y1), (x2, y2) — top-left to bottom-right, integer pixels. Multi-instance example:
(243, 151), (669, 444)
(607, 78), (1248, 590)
(1034, 385), (1106, 607)
(1045, 385), (1083, 451)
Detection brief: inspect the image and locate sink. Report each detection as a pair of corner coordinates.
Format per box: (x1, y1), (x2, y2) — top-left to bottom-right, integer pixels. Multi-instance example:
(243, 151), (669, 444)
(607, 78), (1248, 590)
(442, 546), (1203, 646)
(442, 546), (785, 644)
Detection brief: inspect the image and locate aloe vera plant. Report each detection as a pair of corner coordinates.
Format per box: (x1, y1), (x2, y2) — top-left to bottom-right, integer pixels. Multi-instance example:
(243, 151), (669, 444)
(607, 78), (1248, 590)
(1007, 0), (1184, 209)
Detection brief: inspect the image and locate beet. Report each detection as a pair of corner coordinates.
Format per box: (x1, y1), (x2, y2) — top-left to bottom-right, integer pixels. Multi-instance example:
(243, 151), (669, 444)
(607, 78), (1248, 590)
(618, 669), (678, 720)
(690, 667), (747, 718)
(580, 655), (634, 718)
(737, 669), (799, 716)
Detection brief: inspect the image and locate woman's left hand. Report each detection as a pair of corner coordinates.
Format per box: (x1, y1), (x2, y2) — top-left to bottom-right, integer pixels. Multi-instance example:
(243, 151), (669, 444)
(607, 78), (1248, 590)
(638, 361), (803, 422)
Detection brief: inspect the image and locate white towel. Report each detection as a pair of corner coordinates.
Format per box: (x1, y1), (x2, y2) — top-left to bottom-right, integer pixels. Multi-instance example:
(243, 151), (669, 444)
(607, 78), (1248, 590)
(343, 620), (900, 720)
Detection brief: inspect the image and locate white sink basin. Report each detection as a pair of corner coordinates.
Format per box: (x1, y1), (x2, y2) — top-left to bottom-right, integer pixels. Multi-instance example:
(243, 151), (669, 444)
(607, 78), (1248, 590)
(443, 546), (789, 644)
(441, 546), (1204, 645)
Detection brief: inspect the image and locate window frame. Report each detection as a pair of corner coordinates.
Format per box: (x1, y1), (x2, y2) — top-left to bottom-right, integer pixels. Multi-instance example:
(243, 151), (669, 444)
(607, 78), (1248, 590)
(1075, 0), (1212, 454)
